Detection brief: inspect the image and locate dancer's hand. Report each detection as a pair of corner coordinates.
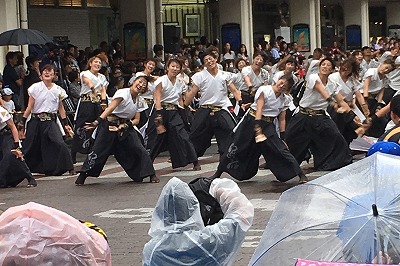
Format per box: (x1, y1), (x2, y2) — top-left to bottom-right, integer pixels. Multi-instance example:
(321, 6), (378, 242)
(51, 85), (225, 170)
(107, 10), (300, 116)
(64, 124), (74, 137)
(11, 143), (24, 161)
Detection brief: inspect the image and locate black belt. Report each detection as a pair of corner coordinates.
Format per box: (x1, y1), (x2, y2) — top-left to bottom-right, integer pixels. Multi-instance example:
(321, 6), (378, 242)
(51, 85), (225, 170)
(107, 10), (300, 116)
(248, 109), (275, 123)
(201, 105), (223, 116)
(31, 112), (57, 121)
(106, 115), (129, 126)
(144, 98), (154, 105)
(0, 126), (11, 135)
(299, 107), (325, 116)
(80, 93), (100, 103)
(162, 103), (178, 110)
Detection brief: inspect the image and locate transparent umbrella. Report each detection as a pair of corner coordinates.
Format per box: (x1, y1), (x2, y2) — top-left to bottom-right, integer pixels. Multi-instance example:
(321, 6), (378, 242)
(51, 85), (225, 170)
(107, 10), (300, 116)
(249, 152), (400, 266)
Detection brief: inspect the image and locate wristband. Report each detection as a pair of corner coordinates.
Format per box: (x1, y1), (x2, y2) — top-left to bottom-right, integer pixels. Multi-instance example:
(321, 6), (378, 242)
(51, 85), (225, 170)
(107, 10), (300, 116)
(101, 99), (107, 104)
(22, 117), (27, 124)
(92, 117), (104, 126)
(13, 142), (20, 149)
(90, 86), (95, 91)
(326, 96), (334, 103)
(280, 131), (286, 140)
(238, 100), (243, 106)
(155, 109), (163, 115)
(61, 118), (68, 127)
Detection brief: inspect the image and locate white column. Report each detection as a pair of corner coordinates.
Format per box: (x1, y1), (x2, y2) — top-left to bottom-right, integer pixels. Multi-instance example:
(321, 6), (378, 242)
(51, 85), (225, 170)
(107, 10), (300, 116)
(241, 0), (253, 54)
(0, 0), (20, 71)
(309, 0), (318, 50)
(314, 0), (321, 48)
(146, 0), (157, 58)
(155, 0), (163, 47)
(360, 0), (369, 47)
(19, 0), (29, 62)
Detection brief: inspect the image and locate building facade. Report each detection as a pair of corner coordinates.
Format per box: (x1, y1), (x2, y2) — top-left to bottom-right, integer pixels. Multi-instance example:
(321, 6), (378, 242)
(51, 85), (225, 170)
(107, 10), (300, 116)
(1, 0), (400, 69)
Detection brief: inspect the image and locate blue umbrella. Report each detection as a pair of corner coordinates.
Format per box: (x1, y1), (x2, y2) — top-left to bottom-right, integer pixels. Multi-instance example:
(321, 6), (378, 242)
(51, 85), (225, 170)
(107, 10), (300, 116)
(0, 28), (52, 46)
(249, 152), (400, 266)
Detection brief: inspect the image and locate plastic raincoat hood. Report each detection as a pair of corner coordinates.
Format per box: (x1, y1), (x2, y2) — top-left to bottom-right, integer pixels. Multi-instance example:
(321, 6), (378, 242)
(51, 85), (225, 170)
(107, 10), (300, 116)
(143, 177), (254, 266)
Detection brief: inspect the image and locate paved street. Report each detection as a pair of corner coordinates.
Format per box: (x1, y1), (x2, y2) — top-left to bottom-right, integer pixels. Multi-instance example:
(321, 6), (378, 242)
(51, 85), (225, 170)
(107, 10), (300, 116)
(1, 146), (334, 266)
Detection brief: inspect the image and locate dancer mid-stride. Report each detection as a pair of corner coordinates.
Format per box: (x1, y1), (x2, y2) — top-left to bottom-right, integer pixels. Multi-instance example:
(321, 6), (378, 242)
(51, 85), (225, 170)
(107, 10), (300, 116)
(211, 74), (308, 184)
(75, 75), (159, 185)
(0, 99), (37, 188)
(147, 58), (201, 170)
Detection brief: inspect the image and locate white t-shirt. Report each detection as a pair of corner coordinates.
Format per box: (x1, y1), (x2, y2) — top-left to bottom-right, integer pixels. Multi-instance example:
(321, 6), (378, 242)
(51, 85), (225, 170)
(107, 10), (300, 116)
(191, 69), (233, 108)
(111, 88), (138, 120)
(28, 81), (68, 114)
(231, 72), (247, 91)
(178, 72), (190, 94)
(305, 60), (320, 82)
(327, 72), (361, 102)
(360, 58), (380, 79)
(0, 106), (12, 130)
(386, 57), (400, 91)
(241, 66), (271, 89)
(250, 85), (290, 117)
(300, 73), (335, 110)
(3, 100), (15, 113)
(273, 71), (299, 85)
(129, 72), (157, 99)
(80, 70), (108, 95)
(221, 51), (236, 62)
(155, 75), (185, 105)
(362, 68), (384, 94)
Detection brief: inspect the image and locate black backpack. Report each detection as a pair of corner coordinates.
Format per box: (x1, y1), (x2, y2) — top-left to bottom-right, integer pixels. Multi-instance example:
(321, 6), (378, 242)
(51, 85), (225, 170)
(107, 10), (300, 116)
(188, 177), (224, 226)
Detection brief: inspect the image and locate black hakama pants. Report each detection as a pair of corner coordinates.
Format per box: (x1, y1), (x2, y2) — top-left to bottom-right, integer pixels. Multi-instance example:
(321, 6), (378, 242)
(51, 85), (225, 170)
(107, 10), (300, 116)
(189, 108), (236, 157)
(147, 108), (197, 169)
(328, 106), (358, 145)
(365, 98), (388, 137)
(78, 121), (155, 182)
(285, 113), (352, 171)
(72, 101), (102, 154)
(23, 118), (74, 176)
(0, 131), (34, 187)
(217, 114), (302, 181)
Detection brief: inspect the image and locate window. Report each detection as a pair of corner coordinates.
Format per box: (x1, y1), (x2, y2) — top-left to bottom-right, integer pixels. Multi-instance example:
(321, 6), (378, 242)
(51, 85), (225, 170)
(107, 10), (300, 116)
(59, 0), (83, 7)
(87, 0), (110, 7)
(29, 0), (110, 8)
(29, 0), (56, 6)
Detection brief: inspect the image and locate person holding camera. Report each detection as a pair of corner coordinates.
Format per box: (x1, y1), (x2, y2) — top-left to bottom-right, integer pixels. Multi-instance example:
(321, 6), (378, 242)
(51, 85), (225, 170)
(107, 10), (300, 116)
(143, 177), (254, 266)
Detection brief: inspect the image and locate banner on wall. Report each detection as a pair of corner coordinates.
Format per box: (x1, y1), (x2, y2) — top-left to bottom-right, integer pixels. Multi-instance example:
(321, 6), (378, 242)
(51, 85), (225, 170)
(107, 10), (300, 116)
(123, 22), (147, 61)
(292, 24), (310, 52)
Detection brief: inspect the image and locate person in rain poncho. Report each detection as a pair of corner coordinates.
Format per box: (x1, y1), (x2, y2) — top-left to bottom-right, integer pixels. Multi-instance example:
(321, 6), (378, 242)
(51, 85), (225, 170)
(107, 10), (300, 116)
(142, 177), (254, 266)
(0, 202), (111, 265)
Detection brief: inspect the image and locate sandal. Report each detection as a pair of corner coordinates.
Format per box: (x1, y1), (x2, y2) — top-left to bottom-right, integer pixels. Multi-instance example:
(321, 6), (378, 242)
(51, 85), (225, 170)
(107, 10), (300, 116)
(298, 175), (309, 184)
(75, 173), (87, 186)
(150, 175), (160, 183)
(27, 181), (37, 188)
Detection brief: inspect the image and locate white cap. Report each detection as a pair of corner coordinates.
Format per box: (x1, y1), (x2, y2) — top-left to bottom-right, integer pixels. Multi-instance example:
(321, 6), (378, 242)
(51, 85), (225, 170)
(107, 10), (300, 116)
(2, 87), (14, 96)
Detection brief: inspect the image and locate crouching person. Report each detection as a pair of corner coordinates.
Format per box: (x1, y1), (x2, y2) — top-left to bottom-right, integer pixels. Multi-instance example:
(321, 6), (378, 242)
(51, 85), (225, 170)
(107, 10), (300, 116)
(143, 177), (254, 266)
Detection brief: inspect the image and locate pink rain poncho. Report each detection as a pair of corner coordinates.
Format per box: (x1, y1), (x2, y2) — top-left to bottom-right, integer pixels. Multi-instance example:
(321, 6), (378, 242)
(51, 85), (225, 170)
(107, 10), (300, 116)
(0, 202), (111, 265)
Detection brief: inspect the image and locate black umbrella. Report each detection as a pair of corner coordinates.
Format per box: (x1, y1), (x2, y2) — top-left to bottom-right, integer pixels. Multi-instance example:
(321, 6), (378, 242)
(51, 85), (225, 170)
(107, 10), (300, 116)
(0, 28), (52, 46)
